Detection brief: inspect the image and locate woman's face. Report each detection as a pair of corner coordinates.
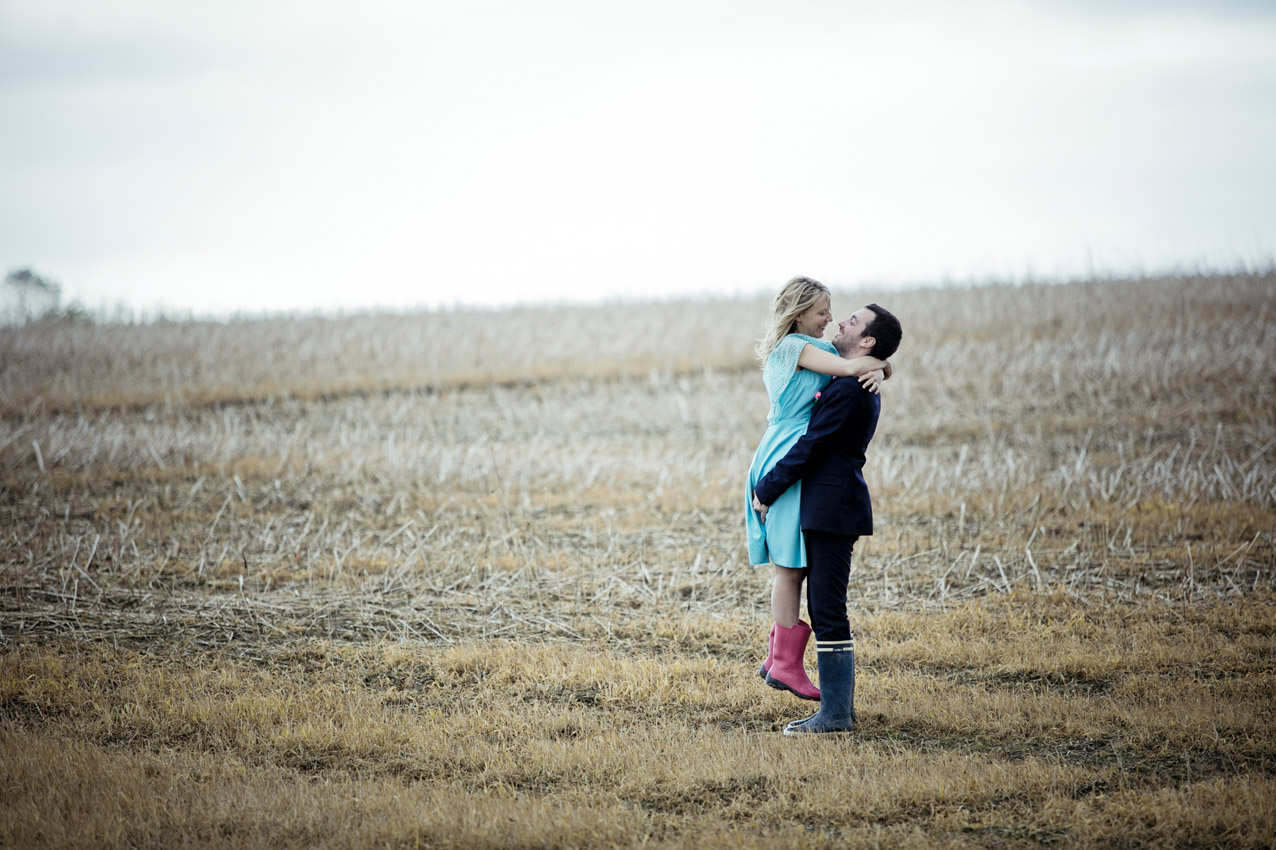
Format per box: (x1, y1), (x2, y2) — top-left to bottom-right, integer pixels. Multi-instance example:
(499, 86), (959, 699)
(794, 296), (832, 338)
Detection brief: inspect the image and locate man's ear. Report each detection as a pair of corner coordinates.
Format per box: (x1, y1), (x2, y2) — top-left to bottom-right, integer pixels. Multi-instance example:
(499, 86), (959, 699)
(860, 336), (876, 354)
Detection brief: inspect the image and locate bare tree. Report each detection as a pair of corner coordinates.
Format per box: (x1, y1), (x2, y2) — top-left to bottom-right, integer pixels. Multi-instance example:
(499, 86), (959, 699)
(3, 267), (62, 323)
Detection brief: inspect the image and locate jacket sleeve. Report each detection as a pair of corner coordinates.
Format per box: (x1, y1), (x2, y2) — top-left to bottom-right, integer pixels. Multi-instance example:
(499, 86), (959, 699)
(754, 381), (861, 506)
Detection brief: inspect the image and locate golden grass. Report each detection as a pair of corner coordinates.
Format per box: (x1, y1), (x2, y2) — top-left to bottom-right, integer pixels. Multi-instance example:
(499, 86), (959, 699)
(3, 593), (1273, 849)
(2, 271), (1275, 847)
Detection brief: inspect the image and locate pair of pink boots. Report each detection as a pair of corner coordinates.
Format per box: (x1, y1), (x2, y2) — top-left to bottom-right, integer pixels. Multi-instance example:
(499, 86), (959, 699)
(757, 621), (820, 701)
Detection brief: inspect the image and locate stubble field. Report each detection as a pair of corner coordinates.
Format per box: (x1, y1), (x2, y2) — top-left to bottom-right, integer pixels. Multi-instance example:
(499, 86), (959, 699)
(1, 272), (1274, 848)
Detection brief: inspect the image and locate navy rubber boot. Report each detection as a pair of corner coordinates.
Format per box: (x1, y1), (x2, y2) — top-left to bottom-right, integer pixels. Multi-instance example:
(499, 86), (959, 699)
(783, 642), (854, 735)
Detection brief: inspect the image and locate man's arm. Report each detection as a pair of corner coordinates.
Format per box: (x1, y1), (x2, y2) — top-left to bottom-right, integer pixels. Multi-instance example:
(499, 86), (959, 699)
(754, 381), (862, 507)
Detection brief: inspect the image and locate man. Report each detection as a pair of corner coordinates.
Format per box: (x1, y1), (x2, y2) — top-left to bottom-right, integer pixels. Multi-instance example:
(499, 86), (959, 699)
(752, 303), (902, 735)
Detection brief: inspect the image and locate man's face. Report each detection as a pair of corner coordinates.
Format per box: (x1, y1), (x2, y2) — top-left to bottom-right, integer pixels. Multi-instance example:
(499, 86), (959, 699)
(833, 307), (876, 356)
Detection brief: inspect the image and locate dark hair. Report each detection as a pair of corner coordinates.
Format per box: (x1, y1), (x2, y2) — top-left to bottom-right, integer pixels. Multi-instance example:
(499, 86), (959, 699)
(863, 303), (902, 359)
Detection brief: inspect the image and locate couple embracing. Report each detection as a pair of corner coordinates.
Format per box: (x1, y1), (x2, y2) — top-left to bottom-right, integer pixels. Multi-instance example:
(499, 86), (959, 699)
(746, 276), (902, 736)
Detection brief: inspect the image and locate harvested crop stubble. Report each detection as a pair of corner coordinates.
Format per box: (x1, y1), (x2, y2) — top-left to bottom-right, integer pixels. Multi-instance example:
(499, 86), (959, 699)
(1, 271), (1274, 849)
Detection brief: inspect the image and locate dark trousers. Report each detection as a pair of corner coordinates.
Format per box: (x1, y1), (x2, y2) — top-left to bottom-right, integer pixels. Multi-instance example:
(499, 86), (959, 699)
(803, 530), (858, 643)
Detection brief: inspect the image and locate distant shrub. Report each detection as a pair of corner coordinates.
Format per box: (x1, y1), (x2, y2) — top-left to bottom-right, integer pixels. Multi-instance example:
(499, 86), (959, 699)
(3, 267), (61, 324)
(2, 267), (92, 325)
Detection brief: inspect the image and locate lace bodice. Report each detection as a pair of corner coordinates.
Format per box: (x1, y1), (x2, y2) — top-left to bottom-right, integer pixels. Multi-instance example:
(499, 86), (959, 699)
(762, 333), (837, 423)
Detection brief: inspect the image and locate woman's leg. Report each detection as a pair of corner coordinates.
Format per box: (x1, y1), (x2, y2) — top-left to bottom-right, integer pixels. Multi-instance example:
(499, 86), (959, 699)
(765, 564), (819, 701)
(760, 566), (803, 677)
(771, 564), (807, 627)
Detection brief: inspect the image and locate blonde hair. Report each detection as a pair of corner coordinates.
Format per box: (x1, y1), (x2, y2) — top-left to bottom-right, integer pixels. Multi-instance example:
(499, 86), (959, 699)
(755, 276), (831, 363)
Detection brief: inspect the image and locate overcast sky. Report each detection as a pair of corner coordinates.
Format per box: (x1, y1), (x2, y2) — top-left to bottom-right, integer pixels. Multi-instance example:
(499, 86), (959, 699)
(2, 0), (1274, 315)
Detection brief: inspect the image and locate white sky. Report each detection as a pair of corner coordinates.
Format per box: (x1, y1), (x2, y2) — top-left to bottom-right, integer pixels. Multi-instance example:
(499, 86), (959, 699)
(2, 0), (1275, 315)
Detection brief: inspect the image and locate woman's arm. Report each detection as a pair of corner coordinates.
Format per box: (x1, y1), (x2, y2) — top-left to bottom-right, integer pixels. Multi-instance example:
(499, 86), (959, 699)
(796, 344), (888, 379)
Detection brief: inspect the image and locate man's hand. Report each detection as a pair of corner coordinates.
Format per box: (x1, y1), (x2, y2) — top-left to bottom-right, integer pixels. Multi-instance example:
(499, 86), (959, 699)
(858, 368), (886, 394)
(752, 493), (769, 524)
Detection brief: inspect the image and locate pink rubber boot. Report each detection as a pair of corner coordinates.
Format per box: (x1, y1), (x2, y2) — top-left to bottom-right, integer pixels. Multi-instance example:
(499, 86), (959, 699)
(757, 623), (777, 680)
(764, 620), (821, 701)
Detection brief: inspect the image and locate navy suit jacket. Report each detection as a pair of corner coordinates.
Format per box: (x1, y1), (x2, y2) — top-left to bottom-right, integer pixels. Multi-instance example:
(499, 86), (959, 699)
(754, 374), (880, 536)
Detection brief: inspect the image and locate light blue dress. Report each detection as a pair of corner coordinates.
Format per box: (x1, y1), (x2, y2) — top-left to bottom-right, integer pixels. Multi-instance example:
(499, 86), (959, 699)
(746, 333), (837, 568)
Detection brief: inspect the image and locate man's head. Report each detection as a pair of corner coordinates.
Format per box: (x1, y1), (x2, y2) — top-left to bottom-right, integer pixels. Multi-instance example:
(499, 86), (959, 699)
(833, 303), (902, 359)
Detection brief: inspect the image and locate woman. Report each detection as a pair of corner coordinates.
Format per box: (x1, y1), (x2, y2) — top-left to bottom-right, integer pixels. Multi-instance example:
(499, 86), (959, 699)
(747, 276), (889, 701)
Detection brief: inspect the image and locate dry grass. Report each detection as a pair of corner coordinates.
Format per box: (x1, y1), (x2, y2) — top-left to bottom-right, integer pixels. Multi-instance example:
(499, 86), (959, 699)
(1, 271), (1274, 848)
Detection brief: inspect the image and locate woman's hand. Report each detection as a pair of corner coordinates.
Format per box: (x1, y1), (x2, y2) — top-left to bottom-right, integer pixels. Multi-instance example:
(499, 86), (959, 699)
(858, 368), (886, 394)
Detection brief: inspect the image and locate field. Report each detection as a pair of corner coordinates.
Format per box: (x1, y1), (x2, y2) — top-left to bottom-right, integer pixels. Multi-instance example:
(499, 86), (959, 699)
(2, 272), (1274, 848)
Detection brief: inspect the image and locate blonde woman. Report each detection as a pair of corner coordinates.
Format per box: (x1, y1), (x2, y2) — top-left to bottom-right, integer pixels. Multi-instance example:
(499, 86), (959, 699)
(747, 276), (890, 701)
